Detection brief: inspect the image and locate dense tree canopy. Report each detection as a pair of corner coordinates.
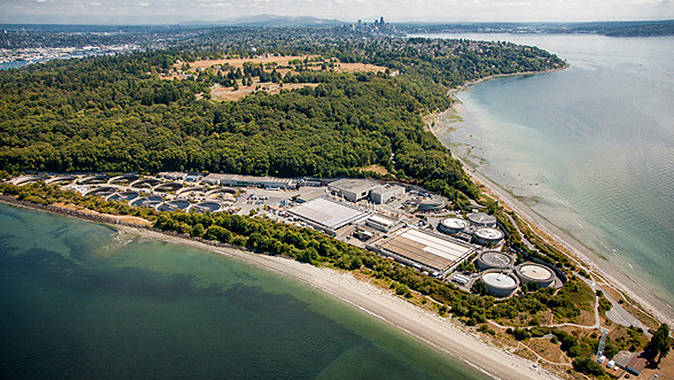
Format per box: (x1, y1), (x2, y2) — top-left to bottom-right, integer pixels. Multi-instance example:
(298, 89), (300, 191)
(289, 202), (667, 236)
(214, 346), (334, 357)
(0, 31), (565, 204)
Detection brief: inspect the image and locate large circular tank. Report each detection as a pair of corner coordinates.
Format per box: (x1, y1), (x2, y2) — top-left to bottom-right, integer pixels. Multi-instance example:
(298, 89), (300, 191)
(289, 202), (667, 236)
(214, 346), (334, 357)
(438, 217), (469, 234)
(467, 212), (497, 227)
(476, 251), (515, 270)
(131, 196), (162, 208)
(190, 202), (222, 213)
(479, 270), (519, 297)
(417, 197), (446, 211)
(473, 227), (505, 245)
(515, 263), (555, 288)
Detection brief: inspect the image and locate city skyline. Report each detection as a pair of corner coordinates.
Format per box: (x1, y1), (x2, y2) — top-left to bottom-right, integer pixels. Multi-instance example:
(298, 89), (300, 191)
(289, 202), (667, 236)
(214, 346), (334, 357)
(1, 0), (673, 25)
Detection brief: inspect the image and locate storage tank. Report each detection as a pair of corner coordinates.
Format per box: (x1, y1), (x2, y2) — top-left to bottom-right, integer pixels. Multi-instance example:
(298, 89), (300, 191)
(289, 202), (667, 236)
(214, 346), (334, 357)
(467, 212), (497, 227)
(479, 270), (519, 297)
(417, 197), (446, 211)
(476, 251), (515, 270)
(515, 263), (555, 288)
(438, 217), (469, 234)
(473, 227), (505, 245)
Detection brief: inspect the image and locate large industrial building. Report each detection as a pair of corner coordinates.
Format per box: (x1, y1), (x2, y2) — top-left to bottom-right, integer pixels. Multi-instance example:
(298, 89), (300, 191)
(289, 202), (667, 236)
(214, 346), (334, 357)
(328, 178), (379, 202)
(365, 214), (397, 232)
(287, 198), (369, 235)
(202, 174), (297, 189)
(368, 228), (476, 276)
(370, 184), (405, 204)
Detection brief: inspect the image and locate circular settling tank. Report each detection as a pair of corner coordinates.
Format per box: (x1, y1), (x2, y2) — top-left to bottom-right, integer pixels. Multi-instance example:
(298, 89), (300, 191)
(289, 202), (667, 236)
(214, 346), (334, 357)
(515, 263), (555, 288)
(417, 197), (446, 211)
(467, 212), (497, 227)
(439, 217), (469, 234)
(479, 270), (519, 297)
(474, 227), (505, 245)
(476, 251), (514, 270)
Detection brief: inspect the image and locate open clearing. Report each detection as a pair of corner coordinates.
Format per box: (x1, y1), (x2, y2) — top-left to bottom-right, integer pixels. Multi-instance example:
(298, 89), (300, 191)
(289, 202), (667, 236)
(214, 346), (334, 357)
(174, 55), (387, 74)
(162, 55), (389, 101)
(210, 82), (319, 101)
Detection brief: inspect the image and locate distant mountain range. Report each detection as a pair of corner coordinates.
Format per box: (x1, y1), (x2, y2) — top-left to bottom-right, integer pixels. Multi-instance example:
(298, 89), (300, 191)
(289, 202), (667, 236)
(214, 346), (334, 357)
(179, 14), (346, 27)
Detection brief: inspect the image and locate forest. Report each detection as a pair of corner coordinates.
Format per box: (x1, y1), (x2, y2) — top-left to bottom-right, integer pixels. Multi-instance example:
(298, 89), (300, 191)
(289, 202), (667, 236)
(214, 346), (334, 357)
(0, 29), (565, 205)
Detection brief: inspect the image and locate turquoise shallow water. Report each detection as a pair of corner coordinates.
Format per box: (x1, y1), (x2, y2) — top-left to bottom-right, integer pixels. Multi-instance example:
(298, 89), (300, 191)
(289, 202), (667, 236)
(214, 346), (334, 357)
(416, 33), (674, 310)
(0, 203), (486, 379)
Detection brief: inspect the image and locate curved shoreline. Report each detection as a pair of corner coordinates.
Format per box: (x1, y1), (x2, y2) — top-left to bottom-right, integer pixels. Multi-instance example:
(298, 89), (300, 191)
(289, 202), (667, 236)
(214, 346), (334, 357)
(431, 78), (674, 327)
(0, 197), (559, 380)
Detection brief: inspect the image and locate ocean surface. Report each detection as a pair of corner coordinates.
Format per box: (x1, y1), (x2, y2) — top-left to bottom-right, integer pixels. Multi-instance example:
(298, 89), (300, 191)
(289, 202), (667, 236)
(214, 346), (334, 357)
(0, 203), (486, 379)
(416, 33), (674, 309)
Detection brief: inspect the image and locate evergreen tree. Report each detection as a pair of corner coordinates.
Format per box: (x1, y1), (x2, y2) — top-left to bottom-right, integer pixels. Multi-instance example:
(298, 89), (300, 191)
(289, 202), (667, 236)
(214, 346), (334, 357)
(645, 324), (670, 364)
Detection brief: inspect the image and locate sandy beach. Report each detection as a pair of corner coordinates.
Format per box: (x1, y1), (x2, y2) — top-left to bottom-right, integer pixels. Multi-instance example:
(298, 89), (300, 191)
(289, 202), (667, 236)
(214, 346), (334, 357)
(115, 225), (559, 380)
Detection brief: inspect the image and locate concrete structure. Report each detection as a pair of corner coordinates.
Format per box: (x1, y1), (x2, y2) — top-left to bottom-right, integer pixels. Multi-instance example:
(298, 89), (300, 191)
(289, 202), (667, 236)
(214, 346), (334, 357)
(131, 178), (160, 188)
(368, 228), (476, 276)
(131, 196), (163, 208)
(467, 212), (497, 228)
(83, 186), (117, 197)
(626, 354), (647, 376)
(202, 174), (297, 189)
(10, 175), (46, 186)
(77, 174), (109, 185)
(296, 188), (325, 203)
(515, 263), (555, 288)
(106, 191), (140, 202)
(479, 270), (520, 297)
(417, 197), (446, 211)
(108, 174), (139, 184)
(473, 227), (505, 246)
(189, 202), (222, 213)
(328, 178), (379, 202)
(158, 172), (187, 180)
(365, 214), (397, 232)
(156, 200), (191, 212)
(45, 175), (76, 185)
(369, 184), (405, 204)
(154, 182), (184, 192)
(205, 187), (237, 197)
(612, 351), (635, 370)
(451, 274), (471, 286)
(177, 186), (207, 195)
(287, 198), (369, 234)
(438, 217), (469, 234)
(476, 251), (515, 270)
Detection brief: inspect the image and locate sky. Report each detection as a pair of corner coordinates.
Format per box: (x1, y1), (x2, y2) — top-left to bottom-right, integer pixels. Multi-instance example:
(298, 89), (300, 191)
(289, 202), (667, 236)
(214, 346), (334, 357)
(1, 0), (673, 25)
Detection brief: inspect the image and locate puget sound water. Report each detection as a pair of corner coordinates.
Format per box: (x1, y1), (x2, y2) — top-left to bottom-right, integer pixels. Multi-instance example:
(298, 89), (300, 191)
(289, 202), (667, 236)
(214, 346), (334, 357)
(417, 33), (674, 310)
(0, 203), (486, 379)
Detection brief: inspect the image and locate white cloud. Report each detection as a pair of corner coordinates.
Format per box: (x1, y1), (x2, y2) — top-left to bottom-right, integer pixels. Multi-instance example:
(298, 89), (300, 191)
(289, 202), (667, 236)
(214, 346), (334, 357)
(138, 2), (150, 6)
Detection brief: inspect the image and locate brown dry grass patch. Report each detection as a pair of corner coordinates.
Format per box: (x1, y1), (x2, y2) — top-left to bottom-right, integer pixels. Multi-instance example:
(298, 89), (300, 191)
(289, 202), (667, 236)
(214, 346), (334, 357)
(209, 81), (319, 101)
(359, 164), (391, 176)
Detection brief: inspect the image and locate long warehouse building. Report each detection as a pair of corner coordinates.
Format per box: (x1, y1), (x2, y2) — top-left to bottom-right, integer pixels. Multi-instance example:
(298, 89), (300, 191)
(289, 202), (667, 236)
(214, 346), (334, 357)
(368, 228), (477, 277)
(287, 198), (370, 235)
